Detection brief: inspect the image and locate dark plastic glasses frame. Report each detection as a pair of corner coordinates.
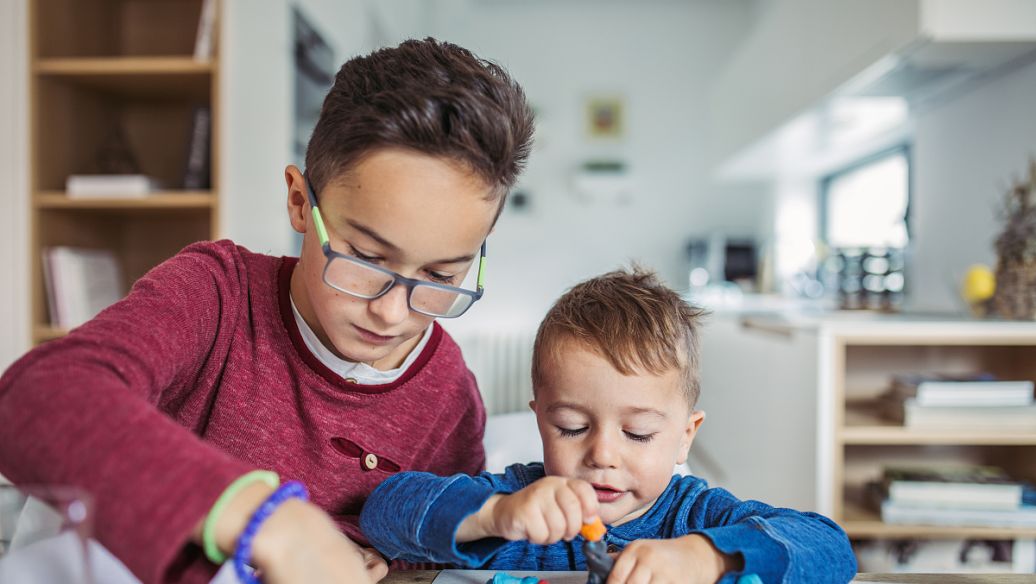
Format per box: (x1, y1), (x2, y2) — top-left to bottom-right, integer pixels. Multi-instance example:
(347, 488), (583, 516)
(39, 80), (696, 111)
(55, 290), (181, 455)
(304, 174), (486, 318)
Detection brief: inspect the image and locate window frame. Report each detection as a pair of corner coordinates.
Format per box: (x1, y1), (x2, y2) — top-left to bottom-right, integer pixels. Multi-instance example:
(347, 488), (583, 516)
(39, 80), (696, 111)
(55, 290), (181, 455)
(819, 144), (913, 249)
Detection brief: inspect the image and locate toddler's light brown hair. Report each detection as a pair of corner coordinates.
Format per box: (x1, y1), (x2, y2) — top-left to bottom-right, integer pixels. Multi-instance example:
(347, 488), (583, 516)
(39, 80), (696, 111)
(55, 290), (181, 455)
(532, 267), (707, 406)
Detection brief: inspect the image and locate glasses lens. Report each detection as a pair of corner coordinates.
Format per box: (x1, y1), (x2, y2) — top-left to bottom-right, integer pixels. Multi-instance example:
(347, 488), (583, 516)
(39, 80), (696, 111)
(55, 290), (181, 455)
(324, 256), (394, 298)
(411, 285), (475, 318)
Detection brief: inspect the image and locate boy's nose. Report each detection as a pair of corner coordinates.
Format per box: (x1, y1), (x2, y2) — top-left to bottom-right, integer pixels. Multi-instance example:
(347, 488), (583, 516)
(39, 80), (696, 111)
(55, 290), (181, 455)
(367, 283), (410, 326)
(585, 432), (620, 469)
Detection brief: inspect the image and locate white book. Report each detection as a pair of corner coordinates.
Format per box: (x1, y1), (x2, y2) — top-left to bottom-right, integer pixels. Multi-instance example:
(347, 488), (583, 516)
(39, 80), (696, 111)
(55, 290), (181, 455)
(193, 0), (217, 60)
(882, 500), (1036, 528)
(903, 398), (1036, 431)
(888, 481), (1023, 510)
(66, 175), (160, 198)
(916, 380), (1034, 407)
(42, 247), (125, 330)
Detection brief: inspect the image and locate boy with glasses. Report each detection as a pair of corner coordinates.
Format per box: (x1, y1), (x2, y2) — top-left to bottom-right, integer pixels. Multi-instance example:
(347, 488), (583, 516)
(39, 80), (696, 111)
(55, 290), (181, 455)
(0, 38), (533, 584)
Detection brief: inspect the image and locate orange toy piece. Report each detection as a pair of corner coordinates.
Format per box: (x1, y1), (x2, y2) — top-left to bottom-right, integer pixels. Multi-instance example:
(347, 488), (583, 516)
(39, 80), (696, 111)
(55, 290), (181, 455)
(580, 518), (606, 542)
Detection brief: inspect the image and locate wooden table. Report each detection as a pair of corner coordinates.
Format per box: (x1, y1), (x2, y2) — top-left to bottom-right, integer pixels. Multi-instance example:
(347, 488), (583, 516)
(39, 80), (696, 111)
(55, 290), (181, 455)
(382, 573), (1035, 584)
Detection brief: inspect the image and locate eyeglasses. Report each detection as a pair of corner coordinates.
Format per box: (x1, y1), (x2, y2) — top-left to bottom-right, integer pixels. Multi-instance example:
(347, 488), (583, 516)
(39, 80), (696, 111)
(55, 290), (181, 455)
(304, 175), (486, 318)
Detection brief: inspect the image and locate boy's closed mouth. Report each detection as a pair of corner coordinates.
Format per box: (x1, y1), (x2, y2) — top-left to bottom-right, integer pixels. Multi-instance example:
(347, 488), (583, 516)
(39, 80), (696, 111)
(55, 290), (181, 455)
(591, 483), (626, 503)
(354, 325), (395, 344)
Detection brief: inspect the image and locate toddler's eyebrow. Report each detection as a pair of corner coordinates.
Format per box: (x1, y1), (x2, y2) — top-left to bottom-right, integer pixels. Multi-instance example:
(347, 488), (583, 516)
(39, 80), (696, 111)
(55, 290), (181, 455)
(346, 219), (477, 264)
(623, 406), (667, 419)
(546, 402), (586, 414)
(545, 403), (667, 420)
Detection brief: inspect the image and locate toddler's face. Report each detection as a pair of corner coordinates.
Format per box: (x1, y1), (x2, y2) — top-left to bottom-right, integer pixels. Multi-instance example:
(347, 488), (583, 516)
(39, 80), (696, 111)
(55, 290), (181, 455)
(287, 148), (497, 369)
(532, 340), (704, 526)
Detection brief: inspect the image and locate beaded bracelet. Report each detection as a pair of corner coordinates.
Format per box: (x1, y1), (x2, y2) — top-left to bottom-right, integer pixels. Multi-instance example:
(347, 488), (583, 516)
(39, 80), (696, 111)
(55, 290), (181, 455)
(203, 470), (280, 564)
(232, 481), (309, 584)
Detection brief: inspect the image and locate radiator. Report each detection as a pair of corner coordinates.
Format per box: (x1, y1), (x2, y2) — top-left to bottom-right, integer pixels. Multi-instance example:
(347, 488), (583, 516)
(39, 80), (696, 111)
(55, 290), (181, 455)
(454, 329), (537, 416)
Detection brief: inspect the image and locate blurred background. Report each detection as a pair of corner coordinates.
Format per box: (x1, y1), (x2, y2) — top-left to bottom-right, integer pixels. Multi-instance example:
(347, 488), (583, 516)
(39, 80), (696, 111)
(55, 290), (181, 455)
(2, 0), (1036, 574)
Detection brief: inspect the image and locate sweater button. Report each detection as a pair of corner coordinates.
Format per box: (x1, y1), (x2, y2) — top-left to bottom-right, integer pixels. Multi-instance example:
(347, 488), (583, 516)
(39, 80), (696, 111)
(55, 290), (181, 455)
(364, 453), (379, 470)
(345, 377), (358, 384)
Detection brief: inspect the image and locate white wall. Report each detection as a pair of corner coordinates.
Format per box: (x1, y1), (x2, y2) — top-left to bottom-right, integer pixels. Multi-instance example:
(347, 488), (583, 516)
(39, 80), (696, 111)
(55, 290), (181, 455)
(0, 0), (30, 370)
(908, 58), (1036, 313)
(221, 0), (426, 256)
(423, 0), (763, 331)
(708, 0), (920, 170)
(222, 1), (767, 330)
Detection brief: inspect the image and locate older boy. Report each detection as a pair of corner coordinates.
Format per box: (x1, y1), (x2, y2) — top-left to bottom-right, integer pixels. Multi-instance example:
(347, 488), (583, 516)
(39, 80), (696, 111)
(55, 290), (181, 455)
(360, 269), (857, 583)
(0, 39), (533, 584)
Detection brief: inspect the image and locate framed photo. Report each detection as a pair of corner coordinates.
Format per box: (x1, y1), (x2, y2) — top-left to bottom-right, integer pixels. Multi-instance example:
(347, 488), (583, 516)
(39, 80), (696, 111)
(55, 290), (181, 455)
(585, 96), (624, 140)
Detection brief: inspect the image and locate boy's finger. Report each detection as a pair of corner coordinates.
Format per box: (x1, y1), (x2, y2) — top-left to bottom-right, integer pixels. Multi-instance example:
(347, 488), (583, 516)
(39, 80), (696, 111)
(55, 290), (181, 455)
(626, 563), (652, 584)
(555, 487), (583, 540)
(542, 503), (568, 543)
(606, 551), (634, 584)
(570, 479), (600, 520)
(525, 513), (549, 544)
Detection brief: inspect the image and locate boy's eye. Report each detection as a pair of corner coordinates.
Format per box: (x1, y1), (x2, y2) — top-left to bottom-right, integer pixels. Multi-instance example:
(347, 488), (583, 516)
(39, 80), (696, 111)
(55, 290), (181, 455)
(426, 271), (457, 285)
(347, 245), (381, 264)
(624, 431), (656, 443)
(557, 426), (588, 438)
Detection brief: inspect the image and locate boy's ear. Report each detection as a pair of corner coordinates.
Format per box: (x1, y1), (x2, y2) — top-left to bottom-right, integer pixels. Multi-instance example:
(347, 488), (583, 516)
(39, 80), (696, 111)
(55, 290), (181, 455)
(676, 410), (706, 465)
(285, 165), (309, 234)
(528, 399), (537, 413)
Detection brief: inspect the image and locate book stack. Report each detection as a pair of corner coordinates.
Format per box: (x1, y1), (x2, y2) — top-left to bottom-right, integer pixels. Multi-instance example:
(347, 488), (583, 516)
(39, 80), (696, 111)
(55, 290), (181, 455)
(66, 175), (161, 198)
(182, 105), (211, 190)
(880, 373), (1036, 431)
(42, 247), (125, 330)
(872, 465), (1036, 529)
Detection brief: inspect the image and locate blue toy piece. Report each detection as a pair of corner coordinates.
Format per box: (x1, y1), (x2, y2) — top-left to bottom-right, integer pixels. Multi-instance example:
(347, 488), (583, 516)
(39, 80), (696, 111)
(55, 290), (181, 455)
(486, 573), (548, 584)
(736, 574), (763, 584)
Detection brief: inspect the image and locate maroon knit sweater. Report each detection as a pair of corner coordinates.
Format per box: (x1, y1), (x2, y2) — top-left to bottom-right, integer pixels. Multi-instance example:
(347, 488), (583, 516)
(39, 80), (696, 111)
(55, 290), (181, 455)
(0, 240), (487, 583)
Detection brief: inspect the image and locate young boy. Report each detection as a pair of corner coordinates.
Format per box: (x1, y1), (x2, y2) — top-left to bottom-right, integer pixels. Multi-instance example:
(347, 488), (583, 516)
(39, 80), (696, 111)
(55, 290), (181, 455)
(0, 39), (533, 584)
(360, 269), (857, 583)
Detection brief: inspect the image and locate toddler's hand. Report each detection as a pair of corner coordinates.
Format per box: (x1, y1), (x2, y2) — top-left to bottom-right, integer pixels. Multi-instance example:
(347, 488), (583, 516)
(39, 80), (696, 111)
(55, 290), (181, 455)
(607, 535), (741, 584)
(486, 477), (599, 544)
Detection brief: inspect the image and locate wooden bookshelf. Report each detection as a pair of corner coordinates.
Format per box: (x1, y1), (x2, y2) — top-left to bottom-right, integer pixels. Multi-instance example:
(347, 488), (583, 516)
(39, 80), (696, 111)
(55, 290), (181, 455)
(841, 401), (1036, 444)
(35, 192), (216, 210)
(842, 501), (1036, 539)
(35, 56), (214, 74)
(34, 57), (213, 101)
(822, 322), (1036, 543)
(29, 0), (220, 341)
(32, 325), (69, 344)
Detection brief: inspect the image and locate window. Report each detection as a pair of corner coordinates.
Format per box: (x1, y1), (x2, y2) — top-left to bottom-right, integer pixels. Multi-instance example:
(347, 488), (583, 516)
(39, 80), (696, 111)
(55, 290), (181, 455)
(821, 147), (910, 249)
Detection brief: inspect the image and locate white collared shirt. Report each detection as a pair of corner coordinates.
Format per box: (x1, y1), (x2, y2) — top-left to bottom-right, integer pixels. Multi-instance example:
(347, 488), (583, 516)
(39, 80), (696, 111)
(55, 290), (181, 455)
(290, 296), (432, 385)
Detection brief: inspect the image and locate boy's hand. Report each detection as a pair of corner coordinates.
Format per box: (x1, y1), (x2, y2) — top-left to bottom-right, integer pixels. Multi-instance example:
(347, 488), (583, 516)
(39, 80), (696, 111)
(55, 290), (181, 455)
(250, 498), (377, 584)
(458, 477), (598, 544)
(359, 546), (389, 582)
(606, 535), (742, 584)
(194, 482), (375, 584)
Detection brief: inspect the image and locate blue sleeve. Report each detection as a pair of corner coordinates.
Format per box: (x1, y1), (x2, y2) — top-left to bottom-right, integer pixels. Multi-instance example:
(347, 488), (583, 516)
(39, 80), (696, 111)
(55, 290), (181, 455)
(360, 466), (533, 567)
(680, 486), (856, 584)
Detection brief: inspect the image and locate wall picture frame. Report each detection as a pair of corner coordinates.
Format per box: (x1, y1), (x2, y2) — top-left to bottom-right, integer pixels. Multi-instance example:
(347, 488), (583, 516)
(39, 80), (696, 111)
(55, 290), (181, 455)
(585, 96), (624, 140)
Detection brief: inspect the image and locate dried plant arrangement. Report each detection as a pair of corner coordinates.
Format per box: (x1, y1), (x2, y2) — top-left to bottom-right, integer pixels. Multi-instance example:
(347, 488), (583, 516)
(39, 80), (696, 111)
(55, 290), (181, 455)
(991, 158), (1036, 319)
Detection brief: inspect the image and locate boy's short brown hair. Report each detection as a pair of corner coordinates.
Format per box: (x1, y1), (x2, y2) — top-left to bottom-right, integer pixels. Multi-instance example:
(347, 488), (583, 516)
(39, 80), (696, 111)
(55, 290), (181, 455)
(532, 268), (707, 406)
(305, 38), (534, 204)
